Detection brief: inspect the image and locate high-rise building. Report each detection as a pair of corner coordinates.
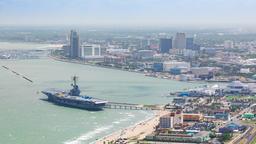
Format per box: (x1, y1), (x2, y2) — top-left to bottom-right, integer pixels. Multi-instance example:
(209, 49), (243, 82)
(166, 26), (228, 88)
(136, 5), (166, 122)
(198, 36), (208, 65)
(159, 38), (172, 53)
(186, 38), (194, 49)
(173, 33), (186, 49)
(69, 30), (80, 58)
(159, 115), (173, 129)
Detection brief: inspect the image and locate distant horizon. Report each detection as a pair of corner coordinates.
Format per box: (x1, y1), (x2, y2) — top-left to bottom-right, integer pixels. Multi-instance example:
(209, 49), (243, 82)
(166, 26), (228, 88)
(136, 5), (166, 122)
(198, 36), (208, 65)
(0, 24), (256, 31)
(0, 0), (256, 29)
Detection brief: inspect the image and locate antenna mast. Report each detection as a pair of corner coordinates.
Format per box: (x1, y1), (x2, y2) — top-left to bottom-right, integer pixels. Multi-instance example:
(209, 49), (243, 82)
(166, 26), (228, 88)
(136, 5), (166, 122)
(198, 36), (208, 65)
(72, 76), (78, 86)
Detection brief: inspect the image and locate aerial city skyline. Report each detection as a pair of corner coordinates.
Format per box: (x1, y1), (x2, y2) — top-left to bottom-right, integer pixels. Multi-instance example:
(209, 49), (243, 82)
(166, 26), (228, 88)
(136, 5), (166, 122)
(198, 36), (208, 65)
(1, 0), (256, 144)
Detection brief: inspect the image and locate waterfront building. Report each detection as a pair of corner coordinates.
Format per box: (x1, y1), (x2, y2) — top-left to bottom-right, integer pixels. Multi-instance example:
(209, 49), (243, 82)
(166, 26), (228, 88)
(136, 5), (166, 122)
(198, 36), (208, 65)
(179, 74), (195, 81)
(170, 68), (181, 75)
(104, 55), (126, 64)
(159, 38), (172, 53)
(153, 62), (163, 72)
(190, 67), (220, 79)
(80, 44), (106, 61)
(159, 115), (173, 129)
(163, 61), (190, 72)
(224, 81), (251, 94)
(69, 30), (80, 58)
(81, 45), (105, 57)
(145, 131), (210, 143)
(106, 48), (130, 56)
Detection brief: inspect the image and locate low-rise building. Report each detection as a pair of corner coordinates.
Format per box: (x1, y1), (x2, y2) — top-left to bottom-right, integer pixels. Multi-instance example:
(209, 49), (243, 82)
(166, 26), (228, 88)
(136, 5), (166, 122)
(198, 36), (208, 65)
(190, 67), (220, 79)
(135, 50), (155, 60)
(225, 81), (251, 94)
(183, 113), (203, 122)
(163, 61), (190, 72)
(152, 62), (163, 72)
(144, 131), (210, 143)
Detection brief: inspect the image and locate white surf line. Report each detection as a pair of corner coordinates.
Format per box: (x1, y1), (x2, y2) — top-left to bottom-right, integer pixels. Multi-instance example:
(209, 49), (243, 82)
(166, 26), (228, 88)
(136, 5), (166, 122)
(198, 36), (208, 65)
(64, 125), (113, 144)
(94, 110), (155, 144)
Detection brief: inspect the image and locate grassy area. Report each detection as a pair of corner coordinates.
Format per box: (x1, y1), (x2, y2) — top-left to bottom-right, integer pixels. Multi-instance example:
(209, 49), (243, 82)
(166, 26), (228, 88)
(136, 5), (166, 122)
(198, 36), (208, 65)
(241, 121), (256, 144)
(250, 136), (256, 144)
(241, 120), (256, 125)
(225, 95), (256, 101)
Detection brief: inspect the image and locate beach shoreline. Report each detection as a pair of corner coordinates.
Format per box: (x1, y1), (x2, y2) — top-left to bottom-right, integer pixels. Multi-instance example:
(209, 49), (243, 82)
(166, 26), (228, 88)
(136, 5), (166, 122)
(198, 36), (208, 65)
(94, 110), (169, 144)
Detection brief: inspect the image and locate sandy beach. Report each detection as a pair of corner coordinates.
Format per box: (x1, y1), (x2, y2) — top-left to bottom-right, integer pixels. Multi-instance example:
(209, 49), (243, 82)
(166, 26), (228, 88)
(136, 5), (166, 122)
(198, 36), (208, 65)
(95, 110), (169, 144)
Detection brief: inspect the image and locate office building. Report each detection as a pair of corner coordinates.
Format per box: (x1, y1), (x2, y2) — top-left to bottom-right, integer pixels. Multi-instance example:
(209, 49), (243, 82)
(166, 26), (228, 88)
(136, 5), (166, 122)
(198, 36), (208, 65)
(173, 33), (186, 49)
(186, 38), (194, 49)
(159, 38), (172, 53)
(69, 30), (80, 58)
(81, 44), (106, 59)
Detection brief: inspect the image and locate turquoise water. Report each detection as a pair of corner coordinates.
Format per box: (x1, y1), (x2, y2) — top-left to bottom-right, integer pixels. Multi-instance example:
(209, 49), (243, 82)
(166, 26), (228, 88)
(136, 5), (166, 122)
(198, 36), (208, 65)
(0, 43), (202, 144)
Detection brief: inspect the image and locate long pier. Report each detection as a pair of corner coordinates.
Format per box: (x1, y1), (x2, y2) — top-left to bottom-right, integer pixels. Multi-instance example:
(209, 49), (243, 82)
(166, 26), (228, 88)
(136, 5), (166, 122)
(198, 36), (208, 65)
(104, 102), (162, 111)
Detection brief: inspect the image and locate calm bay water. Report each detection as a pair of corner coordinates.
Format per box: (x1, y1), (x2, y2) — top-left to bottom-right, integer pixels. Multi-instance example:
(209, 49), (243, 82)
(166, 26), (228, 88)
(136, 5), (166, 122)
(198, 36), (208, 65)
(0, 42), (202, 144)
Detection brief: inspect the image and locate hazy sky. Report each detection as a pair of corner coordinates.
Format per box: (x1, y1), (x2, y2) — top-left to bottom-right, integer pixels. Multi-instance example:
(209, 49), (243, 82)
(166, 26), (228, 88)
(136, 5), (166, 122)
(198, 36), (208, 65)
(0, 0), (256, 27)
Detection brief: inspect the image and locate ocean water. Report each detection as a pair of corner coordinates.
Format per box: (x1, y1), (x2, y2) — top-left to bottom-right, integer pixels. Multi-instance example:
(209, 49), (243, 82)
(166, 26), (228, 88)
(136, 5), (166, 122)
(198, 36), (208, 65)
(0, 42), (202, 144)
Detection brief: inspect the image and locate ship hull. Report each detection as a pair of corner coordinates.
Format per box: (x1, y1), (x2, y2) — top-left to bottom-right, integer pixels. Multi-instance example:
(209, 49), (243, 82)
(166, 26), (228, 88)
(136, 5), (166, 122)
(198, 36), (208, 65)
(42, 92), (106, 111)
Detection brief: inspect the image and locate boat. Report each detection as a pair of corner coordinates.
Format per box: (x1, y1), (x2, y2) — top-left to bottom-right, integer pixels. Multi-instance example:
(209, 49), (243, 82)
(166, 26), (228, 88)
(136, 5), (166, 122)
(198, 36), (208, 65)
(42, 76), (108, 111)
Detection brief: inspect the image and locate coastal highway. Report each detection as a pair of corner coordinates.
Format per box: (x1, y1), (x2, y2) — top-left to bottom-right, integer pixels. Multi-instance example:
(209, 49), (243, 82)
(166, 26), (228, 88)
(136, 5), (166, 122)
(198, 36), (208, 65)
(228, 103), (256, 144)
(233, 126), (256, 144)
(233, 126), (253, 144)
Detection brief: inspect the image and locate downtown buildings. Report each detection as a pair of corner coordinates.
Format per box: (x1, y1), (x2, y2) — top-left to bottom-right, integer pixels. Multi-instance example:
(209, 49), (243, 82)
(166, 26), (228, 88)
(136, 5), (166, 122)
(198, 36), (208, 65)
(173, 32), (186, 49)
(159, 33), (198, 55)
(64, 30), (105, 60)
(69, 30), (80, 58)
(159, 38), (172, 53)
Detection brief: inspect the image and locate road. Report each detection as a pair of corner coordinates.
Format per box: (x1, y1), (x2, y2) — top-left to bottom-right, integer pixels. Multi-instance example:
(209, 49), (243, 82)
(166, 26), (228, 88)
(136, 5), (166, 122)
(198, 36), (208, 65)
(228, 103), (256, 144)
